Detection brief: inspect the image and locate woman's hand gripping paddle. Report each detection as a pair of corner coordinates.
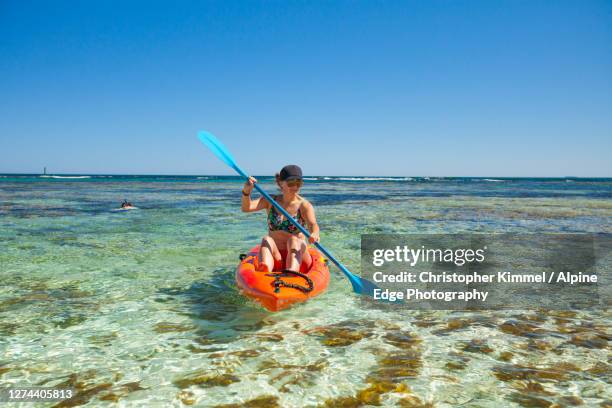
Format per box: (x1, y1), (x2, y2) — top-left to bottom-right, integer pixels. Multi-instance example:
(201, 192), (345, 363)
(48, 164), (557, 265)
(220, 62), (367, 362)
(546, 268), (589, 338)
(197, 130), (380, 297)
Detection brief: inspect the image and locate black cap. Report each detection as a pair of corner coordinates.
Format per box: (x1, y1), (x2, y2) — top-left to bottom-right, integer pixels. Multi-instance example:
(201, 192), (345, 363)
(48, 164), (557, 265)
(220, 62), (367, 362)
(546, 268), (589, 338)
(279, 165), (303, 181)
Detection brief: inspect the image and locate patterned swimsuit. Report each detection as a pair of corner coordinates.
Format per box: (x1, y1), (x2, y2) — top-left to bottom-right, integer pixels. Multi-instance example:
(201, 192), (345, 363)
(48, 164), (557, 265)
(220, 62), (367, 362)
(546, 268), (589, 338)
(267, 196), (307, 235)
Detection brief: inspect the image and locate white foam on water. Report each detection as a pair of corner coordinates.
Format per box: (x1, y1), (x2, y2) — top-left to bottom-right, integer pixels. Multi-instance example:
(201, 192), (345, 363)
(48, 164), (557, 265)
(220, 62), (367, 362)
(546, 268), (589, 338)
(323, 177), (413, 181)
(40, 175), (92, 179)
(112, 207), (139, 211)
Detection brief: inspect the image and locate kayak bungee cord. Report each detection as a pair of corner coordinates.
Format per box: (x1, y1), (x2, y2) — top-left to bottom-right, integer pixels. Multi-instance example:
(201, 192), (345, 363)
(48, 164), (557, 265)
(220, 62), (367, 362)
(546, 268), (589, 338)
(266, 270), (314, 294)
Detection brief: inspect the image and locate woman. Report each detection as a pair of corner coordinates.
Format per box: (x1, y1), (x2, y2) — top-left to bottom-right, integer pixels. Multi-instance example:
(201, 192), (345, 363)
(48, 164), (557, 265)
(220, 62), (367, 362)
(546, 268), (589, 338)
(241, 164), (320, 273)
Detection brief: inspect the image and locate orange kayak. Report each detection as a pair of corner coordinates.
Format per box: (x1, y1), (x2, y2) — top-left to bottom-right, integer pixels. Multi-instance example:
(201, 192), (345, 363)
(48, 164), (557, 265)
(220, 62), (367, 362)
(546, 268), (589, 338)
(236, 245), (330, 311)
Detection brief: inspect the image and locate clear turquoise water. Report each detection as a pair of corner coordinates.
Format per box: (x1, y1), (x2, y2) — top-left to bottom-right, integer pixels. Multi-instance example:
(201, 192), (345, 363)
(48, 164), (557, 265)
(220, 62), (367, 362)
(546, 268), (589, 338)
(1, 175), (610, 407)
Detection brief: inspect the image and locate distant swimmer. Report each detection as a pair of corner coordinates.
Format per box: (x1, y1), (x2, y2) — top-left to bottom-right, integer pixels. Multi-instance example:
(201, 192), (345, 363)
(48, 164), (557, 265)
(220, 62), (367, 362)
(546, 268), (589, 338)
(119, 199), (137, 210)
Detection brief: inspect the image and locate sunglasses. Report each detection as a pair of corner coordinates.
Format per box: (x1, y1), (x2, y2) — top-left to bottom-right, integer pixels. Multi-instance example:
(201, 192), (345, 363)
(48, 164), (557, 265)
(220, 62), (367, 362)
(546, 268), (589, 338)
(286, 179), (304, 187)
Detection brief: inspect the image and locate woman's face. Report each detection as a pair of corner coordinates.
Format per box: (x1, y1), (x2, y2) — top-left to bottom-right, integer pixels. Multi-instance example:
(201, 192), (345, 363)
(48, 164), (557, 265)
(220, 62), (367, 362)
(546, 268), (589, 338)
(280, 179), (303, 193)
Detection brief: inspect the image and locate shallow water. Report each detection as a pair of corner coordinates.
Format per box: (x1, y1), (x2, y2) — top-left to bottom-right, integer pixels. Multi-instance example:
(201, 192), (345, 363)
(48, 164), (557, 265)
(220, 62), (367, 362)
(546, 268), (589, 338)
(1, 175), (611, 407)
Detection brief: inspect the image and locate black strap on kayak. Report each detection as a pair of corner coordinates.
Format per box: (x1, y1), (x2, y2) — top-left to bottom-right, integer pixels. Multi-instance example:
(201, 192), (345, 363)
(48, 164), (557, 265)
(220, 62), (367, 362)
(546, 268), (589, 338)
(266, 269), (314, 294)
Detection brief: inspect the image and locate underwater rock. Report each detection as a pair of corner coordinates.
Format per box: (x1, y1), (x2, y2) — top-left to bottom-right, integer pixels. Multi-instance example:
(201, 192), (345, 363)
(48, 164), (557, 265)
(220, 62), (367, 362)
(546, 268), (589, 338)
(208, 349), (262, 359)
(88, 332), (118, 346)
(499, 320), (547, 338)
(187, 345), (226, 354)
(378, 350), (422, 369)
(508, 392), (554, 408)
(460, 339), (494, 354)
(319, 343), (422, 407)
(228, 349), (262, 358)
(257, 359), (281, 371)
(154, 322), (195, 333)
(173, 372), (240, 389)
(0, 293), (52, 311)
(55, 314), (87, 329)
(397, 394), (434, 408)
(98, 381), (146, 402)
(52, 383), (113, 408)
(383, 331), (422, 349)
(51, 370), (98, 391)
(98, 393), (120, 402)
(569, 332), (609, 349)
(265, 358), (328, 392)
(493, 362), (581, 383)
(214, 395), (281, 408)
(356, 386), (382, 405)
(520, 311), (549, 323)
(321, 395), (362, 407)
(431, 318), (474, 335)
(0, 361), (11, 376)
(0, 322), (18, 336)
(275, 371), (317, 393)
(306, 320), (375, 347)
(325, 383), (408, 407)
(445, 361), (466, 371)
(548, 310), (578, 319)
(512, 381), (555, 396)
(368, 350), (422, 381)
(586, 362), (611, 382)
(522, 340), (553, 352)
(177, 390), (196, 405)
(557, 395), (584, 406)
(304, 359), (329, 372)
(252, 333), (284, 342)
(445, 352), (470, 371)
(413, 320), (438, 328)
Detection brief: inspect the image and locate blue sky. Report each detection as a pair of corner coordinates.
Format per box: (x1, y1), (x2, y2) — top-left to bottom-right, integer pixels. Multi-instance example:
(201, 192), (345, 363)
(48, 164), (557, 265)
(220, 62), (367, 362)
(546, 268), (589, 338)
(1, 0), (610, 176)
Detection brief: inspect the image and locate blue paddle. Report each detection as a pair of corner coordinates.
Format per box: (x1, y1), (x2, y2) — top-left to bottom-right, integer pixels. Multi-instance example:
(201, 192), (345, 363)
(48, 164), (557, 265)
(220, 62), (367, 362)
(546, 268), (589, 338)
(198, 130), (379, 296)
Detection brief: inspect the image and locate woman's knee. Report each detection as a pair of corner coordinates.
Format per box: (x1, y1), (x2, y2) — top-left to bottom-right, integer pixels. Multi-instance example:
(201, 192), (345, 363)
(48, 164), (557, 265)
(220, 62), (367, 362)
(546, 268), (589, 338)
(287, 235), (303, 249)
(261, 235), (275, 249)
(287, 237), (308, 261)
(261, 236), (282, 260)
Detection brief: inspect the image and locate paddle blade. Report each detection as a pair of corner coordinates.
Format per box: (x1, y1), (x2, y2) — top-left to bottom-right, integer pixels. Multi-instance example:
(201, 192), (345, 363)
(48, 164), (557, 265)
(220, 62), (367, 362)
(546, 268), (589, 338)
(345, 272), (404, 304)
(346, 272), (381, 297)
(198, 131), (247, 178)
(356, 276), (381, 298)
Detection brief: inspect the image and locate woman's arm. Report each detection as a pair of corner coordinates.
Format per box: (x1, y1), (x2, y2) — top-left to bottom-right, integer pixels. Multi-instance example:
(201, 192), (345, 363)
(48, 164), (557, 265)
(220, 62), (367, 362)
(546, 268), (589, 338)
(302, 201), (320, 243)
(241, 177), (269, 212)
(242, 195), (269, 212)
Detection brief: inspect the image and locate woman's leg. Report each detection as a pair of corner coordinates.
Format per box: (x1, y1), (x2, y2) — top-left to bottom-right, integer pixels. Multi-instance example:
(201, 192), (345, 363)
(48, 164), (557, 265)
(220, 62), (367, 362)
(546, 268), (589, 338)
(285, 236), (311, 272)
(258, 235), (281, 272)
